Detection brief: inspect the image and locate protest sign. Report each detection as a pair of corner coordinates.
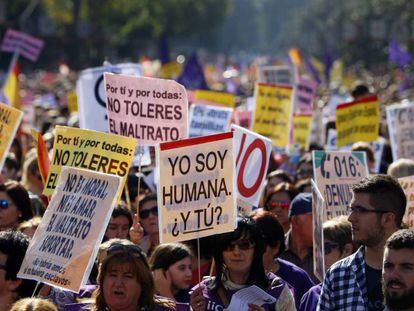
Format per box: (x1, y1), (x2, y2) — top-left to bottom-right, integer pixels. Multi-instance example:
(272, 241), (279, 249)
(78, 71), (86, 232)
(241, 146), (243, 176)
(194, 90), (235, 108)
(104, 73), (188, 145)
(1, 28), (44, 62)
(313, 150), (368, 220)
(160, 61), (182, 79)
(335, 96), (379, 147)
(256, 66), (295, 85)
(233, 110), (252, 130)
(76, 63), (143, 133)
(292, 113), (313, 151)
(252, 83), (293, 151)
(0, 102), (23, 171)
(232, 125), (272, 211)
(189, 104), (233, 138)
(399, 175), (414, 229)
(18, 166), (121, 292)
(296, 77), (317, 114)
(311, 179), (325, 282)
(43, 126), (135, 197)
(157, 132), (236, 243)
(67, 91), (78, 113)
(386, 102), (414, 160)
(325, 129), (384, 173)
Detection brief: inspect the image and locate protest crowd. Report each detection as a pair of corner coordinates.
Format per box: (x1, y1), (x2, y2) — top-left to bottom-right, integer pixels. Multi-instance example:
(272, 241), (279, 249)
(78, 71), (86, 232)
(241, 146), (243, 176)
(1, 24), (414, 311)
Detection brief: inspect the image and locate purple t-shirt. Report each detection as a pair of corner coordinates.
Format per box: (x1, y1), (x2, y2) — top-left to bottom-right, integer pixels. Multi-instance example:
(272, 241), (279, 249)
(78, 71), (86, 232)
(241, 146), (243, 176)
(298, 283), (322, 311)
(276, 258), (315, 305)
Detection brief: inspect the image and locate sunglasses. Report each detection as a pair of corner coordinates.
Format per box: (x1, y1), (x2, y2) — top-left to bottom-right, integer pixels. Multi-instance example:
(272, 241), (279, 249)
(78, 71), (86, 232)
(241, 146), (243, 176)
(224, 239), (255, 252)
(0, 200), (10, 210)
(268, 201), (290, 210)
(324, 242), (340, 255)
(139, 206), (158, 219)
(107, 243), (147, 259)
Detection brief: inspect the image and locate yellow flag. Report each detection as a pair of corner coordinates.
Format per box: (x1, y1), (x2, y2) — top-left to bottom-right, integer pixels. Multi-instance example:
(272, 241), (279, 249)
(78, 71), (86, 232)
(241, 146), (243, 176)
(3, 61), (21, 109)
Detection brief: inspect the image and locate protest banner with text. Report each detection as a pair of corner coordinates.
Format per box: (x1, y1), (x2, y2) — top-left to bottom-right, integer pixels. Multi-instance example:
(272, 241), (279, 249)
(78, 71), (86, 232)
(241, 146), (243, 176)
(313, 150), (368, 220)
(0, 102), (23, 171)
(18, 167), (122, 292)
(399, 175), (414, 229)
(292, 113), (313, 151)
(296, 77), (317, 114)
(43, 126), (135, 197)
(252, 83), (293, 151)
(194, 90), (235, 108)
(311, 179), (325, 282)
(104, 73), (188, 145)
(256, 66), (295, 85)
(386, 102), (414, 161)
(189, 104), (233, 138)
(335, 96), (379, 147)
(232, 125), (272, 212)
(77, 63), (143, 133)
(157, 132), (236, 243)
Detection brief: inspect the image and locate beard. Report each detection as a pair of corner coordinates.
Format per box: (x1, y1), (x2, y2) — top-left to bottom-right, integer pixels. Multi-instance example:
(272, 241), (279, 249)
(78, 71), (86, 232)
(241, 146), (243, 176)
(383, 280), (414, 310)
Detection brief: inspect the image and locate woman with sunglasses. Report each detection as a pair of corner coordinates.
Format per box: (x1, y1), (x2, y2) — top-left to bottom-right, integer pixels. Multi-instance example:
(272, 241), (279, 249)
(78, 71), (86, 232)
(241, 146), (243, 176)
(136, 194), (160, 256)
(298, 216), (355, 311)
(93, 243), (176, 311)
(149, 243), (193, 303)
(190, 217), (295, 311)
(0, 180), (33, 231)
(264, 182), (298, 233)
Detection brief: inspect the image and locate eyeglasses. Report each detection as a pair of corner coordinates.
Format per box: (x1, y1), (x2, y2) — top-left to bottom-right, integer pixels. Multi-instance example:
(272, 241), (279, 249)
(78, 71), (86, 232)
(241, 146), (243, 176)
(268, 201), (290, 210)
(346, 205), (391, 215)
(139, 206), (158, 219)
(224, 239), (255, 252)
(324, 242), (340, 255)
(0, 200), (10, 210)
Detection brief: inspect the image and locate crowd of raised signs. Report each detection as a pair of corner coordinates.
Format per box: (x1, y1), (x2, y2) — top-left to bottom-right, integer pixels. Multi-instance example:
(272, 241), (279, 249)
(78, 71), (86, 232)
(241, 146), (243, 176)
(1, 47), (414, 311)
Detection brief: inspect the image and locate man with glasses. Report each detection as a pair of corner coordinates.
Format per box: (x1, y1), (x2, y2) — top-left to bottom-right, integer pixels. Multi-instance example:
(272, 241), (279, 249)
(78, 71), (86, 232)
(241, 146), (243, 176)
(0, 230), (36, 311)
(318, 174), (406, 310)
(382, 229), (414, 311)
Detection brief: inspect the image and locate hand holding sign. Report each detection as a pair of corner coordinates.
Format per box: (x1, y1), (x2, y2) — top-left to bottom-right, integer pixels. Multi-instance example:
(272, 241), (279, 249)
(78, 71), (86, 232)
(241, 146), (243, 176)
(129, 213), (144, 245)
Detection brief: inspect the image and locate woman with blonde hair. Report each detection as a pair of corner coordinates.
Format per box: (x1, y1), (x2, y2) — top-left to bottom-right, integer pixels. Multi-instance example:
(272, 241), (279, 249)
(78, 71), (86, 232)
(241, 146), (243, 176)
(10, 298), (57, 311)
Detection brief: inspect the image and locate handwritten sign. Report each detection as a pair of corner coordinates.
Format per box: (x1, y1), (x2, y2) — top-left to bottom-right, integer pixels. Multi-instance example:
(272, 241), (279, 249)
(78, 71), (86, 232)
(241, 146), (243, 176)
(157, 132), (236, 243)
(256, 66), (294, 85)
(252, 83), (293, 151)
(312, 150), (368, 220)
(18, 167), (122, 292)
(292, 113), (313, 151)
(0, 102), (23, 171)
(296, 77), (317, 114)
(104, 73), (188, 145)
(189, 104), (233, 138)
(43, 126), (135, 197)
(335, 96), (379, 147)
(386, 102), (414, 160)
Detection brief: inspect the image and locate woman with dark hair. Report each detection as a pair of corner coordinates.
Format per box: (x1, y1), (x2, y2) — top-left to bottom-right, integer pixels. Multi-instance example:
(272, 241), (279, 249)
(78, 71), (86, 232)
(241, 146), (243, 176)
(263, 170), (292, 204)
(93, 243), (175, 311)
(190, 217), (295, 311)
(104, 203), (133, 242)
(251, 210), (315, 308)
(149, 243), (193, 303)
(264, 182), (298, 233)
(0, 180), (33, 230)
(136, 193), (159, 255)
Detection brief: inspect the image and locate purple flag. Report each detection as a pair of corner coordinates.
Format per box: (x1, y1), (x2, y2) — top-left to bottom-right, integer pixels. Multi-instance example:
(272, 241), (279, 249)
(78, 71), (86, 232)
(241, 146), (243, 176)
(389, 40), (412, 68)
(177, 54), (208, 90)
